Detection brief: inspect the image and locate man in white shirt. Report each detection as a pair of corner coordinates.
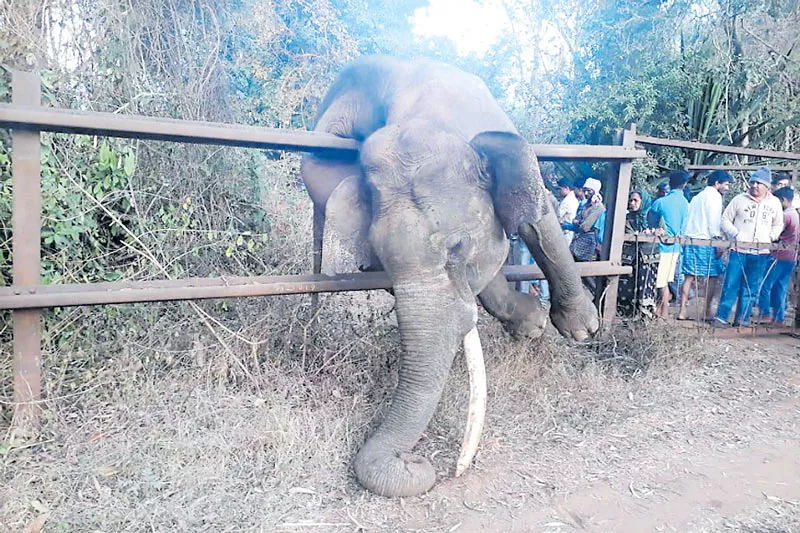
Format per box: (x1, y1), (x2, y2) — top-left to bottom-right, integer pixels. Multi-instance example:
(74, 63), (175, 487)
(678, 171), (731, 320)
(714, 167), (784, 327)
(557, 178), (580, 246)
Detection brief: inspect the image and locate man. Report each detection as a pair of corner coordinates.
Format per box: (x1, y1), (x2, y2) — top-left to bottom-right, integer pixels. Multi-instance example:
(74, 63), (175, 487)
(648, 170), (690, 318)
(557, 177), (580, 246)
(574, 180), (588, 216)
(773, 173), (800, 210)
(714, 167), (784, 327)
(757, 186), (799, 325)
(655, 181), (670, 199)
(678, 170), (731, 320)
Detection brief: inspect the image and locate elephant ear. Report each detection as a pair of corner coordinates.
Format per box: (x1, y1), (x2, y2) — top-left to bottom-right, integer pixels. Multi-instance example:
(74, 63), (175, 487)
(322, 175), (377, 275)
(469, 131), (549, 236)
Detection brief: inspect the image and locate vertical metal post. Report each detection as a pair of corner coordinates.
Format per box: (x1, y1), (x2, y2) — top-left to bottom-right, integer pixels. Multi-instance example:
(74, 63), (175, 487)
(794, 280), (799, 329)
(794, 267), (800, 329)
(792, 170), (799, 328)
(601, 124), (635, 325)
(11, 71), (42, 433)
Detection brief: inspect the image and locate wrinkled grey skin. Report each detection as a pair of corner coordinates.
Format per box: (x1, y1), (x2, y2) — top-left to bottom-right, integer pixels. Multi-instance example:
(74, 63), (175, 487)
(301, 56), (599, 497)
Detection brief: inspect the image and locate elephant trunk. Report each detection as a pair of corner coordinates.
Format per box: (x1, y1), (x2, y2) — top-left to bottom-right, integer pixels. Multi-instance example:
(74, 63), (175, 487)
(354, 276), (476, 497)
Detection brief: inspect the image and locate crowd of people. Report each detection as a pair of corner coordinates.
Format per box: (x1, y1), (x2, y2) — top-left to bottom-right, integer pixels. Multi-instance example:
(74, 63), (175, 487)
(554, 166), (800, 326)
(512, 166), (799, 327)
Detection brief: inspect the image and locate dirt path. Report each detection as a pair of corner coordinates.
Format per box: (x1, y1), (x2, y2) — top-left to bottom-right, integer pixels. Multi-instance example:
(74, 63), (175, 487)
(446, 412), (800, 532)
(380, 335), (800, 533)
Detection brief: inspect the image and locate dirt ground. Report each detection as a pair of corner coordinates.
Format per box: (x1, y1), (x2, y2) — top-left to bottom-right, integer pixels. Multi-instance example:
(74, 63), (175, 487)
(1, 301), (799, 532)
(424, 334), (800, 533)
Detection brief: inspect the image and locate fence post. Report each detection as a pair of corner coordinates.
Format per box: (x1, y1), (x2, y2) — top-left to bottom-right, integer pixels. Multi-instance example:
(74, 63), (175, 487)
(791, 170), (799, 328)
(601, 123), (636, 326)
(10, 71), (43, 434)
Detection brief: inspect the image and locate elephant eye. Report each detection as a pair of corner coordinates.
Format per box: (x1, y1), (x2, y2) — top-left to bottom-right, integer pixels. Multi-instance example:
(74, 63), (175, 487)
(445, 233), (471, 265)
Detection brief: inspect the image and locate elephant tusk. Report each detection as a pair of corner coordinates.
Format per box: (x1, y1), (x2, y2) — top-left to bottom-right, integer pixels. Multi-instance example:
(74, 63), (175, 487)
(455, 327), (486, 477)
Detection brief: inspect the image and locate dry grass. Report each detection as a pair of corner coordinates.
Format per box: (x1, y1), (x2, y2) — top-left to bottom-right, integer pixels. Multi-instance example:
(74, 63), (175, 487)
(714, 500), (800, 533)
(0, 289), (401, 532)
(2, 294), (799, 532)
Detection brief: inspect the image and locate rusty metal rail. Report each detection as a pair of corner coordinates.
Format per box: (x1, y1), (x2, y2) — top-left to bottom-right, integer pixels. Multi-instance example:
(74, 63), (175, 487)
(623, 234), (800, 251)
(677, 322), (800, 339)
(686, 164), (800, 172)
(0, 263), (632, 310)
(635, 135), (800, 161)
(0, 103), (647, 161)
(0, 103), (360, 155)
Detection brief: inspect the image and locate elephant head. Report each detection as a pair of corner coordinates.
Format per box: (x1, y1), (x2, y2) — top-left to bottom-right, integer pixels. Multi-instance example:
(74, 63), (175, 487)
(300, 56), (599, 497)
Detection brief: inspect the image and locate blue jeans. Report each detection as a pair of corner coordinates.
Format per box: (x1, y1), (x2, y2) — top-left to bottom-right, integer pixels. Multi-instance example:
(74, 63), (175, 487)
(513, 239), (549, 303)
(669, 250), (684, 299)
(716, 251), (770, 325)
(757, 258), (796, 324)
(514, 239), (533, 294)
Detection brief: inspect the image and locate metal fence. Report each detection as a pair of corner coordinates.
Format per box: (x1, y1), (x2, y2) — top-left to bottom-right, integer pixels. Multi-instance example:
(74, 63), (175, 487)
(0, 70), (646, 427)
(3, 70), (799, 428)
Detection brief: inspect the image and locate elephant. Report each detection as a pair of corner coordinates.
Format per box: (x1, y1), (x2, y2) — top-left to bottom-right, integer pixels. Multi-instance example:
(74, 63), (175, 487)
(300, 56), (599, 497)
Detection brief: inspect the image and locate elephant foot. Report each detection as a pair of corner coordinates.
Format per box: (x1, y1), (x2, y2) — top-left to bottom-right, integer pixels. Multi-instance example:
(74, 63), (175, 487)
(503, 300), (548, 340)
(353, 445), (436, 497)
(549, 290), (600, 341)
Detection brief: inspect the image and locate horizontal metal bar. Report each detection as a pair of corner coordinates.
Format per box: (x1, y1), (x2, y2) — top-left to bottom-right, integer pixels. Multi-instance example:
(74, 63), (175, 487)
(687, 165), (800, 171)
(532, 145), (647, 161)
(0, 104), (646, 160)
(0, 104), (361, 154)
(0, 262), (631, 310)
(623, 233), (798, 251)
(675, 320), (800, 339)
(502, 261), (630, 281)
(636, 135), (800, 161)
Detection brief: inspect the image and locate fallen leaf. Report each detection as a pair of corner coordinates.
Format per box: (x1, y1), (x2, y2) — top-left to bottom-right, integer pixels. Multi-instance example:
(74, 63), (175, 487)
(30, 500), (49, 514)
(289, 487), (316, 495)
(94, 465), (120, 477)
(24, 514), (49, 533)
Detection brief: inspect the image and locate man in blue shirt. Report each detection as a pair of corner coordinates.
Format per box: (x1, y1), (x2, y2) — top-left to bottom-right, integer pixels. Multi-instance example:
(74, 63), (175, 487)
(648, 170), (690, 318)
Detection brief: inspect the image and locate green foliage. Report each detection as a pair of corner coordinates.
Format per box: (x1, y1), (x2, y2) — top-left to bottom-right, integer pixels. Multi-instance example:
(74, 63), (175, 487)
(0, 135), (138, 286)
(489, 0), (799, 192)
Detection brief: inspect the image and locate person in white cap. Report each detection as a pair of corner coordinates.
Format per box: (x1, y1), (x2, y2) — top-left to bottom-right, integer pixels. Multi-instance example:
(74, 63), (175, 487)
(713, 166), (784, 327)
(563, 177), (605, 269)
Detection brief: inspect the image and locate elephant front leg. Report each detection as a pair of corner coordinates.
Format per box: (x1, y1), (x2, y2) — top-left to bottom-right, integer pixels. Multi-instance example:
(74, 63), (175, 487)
(478, 271), (547, 339)
(518, 210), (599, 341)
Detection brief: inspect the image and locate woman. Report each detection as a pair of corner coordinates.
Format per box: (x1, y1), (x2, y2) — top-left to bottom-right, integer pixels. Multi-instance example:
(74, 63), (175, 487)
(618, 190), (659, 318)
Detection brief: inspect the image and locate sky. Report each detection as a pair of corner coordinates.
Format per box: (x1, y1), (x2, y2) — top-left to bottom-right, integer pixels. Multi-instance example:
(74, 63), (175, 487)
(410, 0), (509, 56)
